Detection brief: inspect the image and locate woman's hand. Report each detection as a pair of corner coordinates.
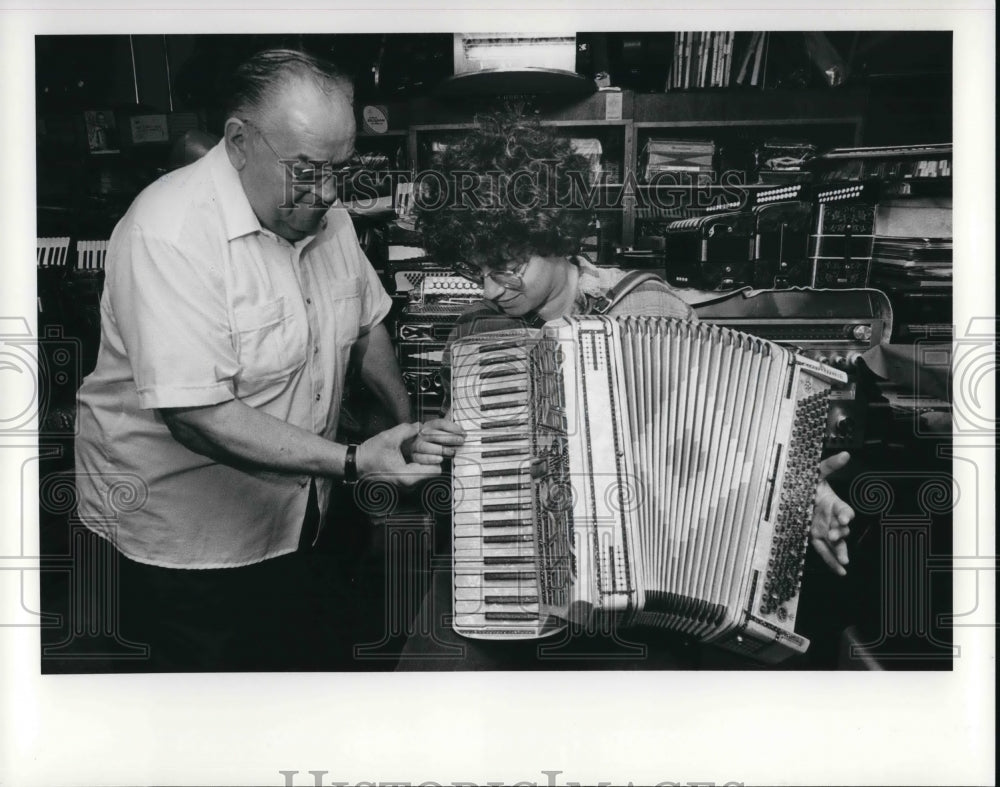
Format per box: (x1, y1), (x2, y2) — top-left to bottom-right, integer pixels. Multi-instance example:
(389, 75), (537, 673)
(810, 451), (855, 576)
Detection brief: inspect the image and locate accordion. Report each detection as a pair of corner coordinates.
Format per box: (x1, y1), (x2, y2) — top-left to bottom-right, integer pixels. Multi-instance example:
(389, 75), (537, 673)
(662, 211), (755, 290)
(450, 316), (846, 664)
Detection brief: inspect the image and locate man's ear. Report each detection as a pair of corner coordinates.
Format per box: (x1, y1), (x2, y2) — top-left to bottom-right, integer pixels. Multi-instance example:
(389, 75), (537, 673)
(224, 116), (249, 170)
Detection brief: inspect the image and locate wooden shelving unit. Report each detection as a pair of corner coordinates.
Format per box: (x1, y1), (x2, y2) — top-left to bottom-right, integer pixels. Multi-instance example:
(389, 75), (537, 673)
(380, 87), (869, 248)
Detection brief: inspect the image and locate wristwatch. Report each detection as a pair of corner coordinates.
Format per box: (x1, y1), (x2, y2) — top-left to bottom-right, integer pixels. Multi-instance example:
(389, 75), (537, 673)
(343, 444), (359, 487)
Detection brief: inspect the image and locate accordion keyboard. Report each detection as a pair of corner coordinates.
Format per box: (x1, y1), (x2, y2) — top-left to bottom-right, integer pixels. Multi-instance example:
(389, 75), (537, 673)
(450, 333), (557, 638)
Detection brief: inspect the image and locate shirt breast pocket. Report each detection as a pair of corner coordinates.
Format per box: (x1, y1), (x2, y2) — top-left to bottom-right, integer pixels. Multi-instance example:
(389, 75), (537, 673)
(233, 296), (307, 386)
(329, 276), (363, 350)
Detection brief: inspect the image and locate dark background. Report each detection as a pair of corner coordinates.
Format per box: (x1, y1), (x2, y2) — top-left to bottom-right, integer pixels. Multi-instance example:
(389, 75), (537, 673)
(36, 32), (952, 239)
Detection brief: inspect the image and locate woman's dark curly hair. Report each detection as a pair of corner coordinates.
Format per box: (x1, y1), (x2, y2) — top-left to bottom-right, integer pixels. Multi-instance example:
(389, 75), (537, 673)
(415, 110), (594, 267)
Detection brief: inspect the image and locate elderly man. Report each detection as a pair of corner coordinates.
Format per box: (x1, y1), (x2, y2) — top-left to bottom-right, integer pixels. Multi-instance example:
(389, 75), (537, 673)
(74, 49), (438, 671)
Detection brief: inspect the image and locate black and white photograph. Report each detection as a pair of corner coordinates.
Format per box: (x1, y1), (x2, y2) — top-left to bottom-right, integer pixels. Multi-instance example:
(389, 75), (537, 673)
(1, 4), (994, 786)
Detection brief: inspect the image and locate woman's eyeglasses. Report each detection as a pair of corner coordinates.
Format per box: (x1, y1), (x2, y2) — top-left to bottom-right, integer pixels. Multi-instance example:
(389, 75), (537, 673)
(452, 259), (530, 290)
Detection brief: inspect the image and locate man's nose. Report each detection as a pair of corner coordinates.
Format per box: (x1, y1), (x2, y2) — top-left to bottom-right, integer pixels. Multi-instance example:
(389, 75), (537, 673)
(317, 174), (339, 207)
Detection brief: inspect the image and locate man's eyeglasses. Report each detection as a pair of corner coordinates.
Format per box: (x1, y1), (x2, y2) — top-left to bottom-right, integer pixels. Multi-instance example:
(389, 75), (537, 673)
(452, 259), (530, 291)
(241, 118), (362, 189)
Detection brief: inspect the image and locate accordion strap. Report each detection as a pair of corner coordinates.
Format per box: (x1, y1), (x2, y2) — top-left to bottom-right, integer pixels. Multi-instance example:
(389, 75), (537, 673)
(588, 270), (666, 315)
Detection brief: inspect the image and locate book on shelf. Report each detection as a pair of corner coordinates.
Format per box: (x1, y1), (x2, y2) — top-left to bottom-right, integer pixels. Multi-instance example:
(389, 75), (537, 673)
(721, 32), (727, 85)
(671, 31), (681, 89)
(664, 30), (769, 90)
(679, 31), (687, 88)
(736, 31), (761, 85)
(697, 32), (708, 87)
(751, 31), (767, 86)
(710, 33), (719, 87)
(723, 32), (735, 87)
(715, 32), (723, 87)
(685, 30), (694, 87)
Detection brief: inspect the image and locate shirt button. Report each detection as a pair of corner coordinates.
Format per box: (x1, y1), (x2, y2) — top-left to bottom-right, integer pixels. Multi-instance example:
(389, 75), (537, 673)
(313, 346), (319, 354)
(315, 394), (321, 401)
(306, 298), (312, 305)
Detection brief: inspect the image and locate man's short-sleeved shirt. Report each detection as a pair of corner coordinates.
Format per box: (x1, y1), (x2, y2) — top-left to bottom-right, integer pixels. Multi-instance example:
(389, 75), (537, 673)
(75, 140), (391, 568)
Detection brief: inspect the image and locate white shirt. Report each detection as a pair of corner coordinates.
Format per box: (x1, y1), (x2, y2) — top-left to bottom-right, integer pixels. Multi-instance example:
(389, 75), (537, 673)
(75, 141), (391, 568)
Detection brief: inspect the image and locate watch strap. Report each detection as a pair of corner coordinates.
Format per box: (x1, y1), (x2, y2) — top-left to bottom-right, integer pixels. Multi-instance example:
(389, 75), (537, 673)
(343, 443), (359, 486)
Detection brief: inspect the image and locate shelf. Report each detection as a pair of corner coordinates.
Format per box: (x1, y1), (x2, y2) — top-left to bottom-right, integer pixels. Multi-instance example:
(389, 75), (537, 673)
(357, 130), (408, 138)
(632, 86), (870, 125)
(410, 119), (629, 132)
(400, 87), (878, 249)
(408, 90), (634, 126)
(631, 181), (796, 189)
(435, 68), (595, 97)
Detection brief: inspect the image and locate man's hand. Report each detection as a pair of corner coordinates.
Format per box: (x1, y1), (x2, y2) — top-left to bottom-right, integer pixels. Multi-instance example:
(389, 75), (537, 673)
(404, 417), (467, 465)
(811, 451), (855, 576)
(357, 422), (449, 489)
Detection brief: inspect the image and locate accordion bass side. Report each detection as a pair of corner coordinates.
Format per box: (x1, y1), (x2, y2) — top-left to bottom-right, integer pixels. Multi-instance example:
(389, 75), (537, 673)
(449, 316), (847, 664)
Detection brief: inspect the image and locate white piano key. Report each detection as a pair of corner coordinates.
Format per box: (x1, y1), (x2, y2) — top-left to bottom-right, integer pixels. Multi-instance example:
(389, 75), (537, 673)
(453, 612), (542, 627)
(455, 585), (536, 601)
(453, 523), (531, 539)
(455, 596), (540, 612)
(454, 543), (535, 561)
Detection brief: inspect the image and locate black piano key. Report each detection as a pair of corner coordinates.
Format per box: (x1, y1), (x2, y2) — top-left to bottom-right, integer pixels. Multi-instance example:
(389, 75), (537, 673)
(480, 386), (527, 398)
(480, 400), (524, 412)
(483, 534), (534, 544)
(480, 419), (527, 430)
(482, 482), (531, 493)
(482, 503), (532, 512)
(479, 354), (522, 367)
(482, 518), (533, 528)
(485, 611), (539, 621)
(484, 571), (535, 582)
(481, 433), (529, 444)
(483, 556), (535, 565)
(484, 595), (539, 605)
(481, 467), (527, 478)
(478, 340), (523, 353)
(479, 368), (524, 380)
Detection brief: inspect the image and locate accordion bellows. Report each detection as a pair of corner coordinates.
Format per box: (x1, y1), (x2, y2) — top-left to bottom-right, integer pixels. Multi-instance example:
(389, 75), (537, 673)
(450, 316), (845, 664)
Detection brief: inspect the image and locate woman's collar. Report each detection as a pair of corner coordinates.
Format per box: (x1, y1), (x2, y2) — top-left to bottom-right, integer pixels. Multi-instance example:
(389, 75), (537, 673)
(574, 255), (605, 310)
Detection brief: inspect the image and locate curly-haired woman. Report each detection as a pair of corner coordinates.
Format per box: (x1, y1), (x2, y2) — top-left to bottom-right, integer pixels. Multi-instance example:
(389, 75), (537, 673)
(415, 110), (694, 328)
(401, 111), (854, 670)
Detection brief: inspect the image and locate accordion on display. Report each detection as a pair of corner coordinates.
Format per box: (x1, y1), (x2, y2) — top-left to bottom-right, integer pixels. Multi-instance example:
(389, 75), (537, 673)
(662, 211), (755, 290)
(449, 316), (846, 663)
